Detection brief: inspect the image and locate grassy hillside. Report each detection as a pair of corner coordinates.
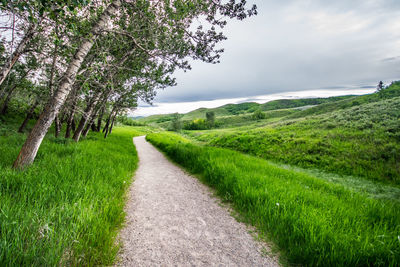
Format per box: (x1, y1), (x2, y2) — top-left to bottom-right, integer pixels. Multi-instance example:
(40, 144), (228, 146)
(288, 82), (400, 119)
(146, 132), (400, 266)
(187, 83), (400, 184)
(260, 95), (354, 111)
(136, 95), (355, 126)
(0, 116), (146, 266)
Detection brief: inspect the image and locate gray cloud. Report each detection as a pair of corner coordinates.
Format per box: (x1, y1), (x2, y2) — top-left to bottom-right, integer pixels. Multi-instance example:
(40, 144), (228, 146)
(152, 0), (400, 103)
(382, 56), (400, 62)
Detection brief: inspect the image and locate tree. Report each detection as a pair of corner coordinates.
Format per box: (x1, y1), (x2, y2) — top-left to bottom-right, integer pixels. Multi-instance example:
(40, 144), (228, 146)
(13, 0), (122, 168)
(206, 111), (215, 127)
(12, 0), (257, 168)
(252, 109), (266, 120)
(170, 113), (183, 132)
(0, 0), (90, 88)
(376, 81), (384, 92)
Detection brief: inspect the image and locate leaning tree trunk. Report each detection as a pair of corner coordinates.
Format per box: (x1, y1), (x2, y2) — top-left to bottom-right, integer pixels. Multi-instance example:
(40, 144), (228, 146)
(49, 29), (60, 138)
(82, 119), (93, 138)
(0, 23), (36, 88)
(55, 109), (67, 138)
(65, 85), (80, 138)
(104, 108), (118, 139)
(96, 105), (105, 132)
(102, 115), (110, 133)
(18, 99), (39, 133)
(71, 118), (76, 132)
(95, 90), (112, 132)
(72, 92), (101, 142)
(102, 106), (116, 134)
(109, 112), (118, 135)
(54, 115), (61, 138)
(82, 111), (98, 138)
(13, 0), (122, 169)
(91, 121), (97, 131)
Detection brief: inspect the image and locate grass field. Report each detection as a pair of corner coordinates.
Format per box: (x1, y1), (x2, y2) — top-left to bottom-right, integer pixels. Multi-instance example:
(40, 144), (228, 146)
(187, 84), (400, 184)
(0, 116), (146, 266)
(147, 131), (400, 266)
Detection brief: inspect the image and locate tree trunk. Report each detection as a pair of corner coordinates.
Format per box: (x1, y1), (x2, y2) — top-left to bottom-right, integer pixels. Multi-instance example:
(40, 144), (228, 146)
(104, 108), (118, 139)
(49, 26), (60, 138)
(65, 110), (74, 138)
(102, 116), (110, 133)
(0, 23), (36, 88)
(82, 112), (97, 138)
(102, 107), (115, 134)
(13, 0), (122, 169)
(65, 86), (79, 138)
(72, 92), (101, 142)
(91, 121), (97, 131)
(96, 105), (105, 132)
(54, 116), (61, 138)
(71, 118), (76, 132)
(109, 112), (117, 135)
(18, 99), (39, 133)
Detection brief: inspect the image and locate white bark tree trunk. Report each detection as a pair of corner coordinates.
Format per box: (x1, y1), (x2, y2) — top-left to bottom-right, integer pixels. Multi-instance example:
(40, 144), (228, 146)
(72, 92), (101, 142)
(13, 0), (122, 169)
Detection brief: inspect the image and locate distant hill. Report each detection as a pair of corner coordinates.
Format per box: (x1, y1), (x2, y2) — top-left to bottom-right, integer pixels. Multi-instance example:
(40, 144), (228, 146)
(137, 95), (356, 126)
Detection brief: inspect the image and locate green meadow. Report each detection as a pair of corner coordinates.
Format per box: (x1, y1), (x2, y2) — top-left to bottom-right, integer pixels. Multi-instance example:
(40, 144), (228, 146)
(142, 81), (400, 266)
(186, 82), (400, 184)
(147, 132), (400, 266)
(0, 116), (146, 266)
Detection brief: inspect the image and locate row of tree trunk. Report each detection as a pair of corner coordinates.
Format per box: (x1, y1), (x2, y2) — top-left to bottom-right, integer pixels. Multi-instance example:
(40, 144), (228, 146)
(15, 85), (121, 142)
(12, 0), (122, 168)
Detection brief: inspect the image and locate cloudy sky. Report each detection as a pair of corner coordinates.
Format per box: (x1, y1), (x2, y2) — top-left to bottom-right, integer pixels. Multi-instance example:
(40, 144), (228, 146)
(134, 0), (400, 116)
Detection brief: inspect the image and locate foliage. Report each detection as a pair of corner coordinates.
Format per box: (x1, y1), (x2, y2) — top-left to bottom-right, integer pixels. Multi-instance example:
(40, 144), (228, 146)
(252, 109), (266, 120)
(206, 111), (215, 126)
(146, 132), (400, 266)
(260, 95), (354, 111)
(183, 118), (209, 130)
(376, 81), (384, 92)
(168, 113), (183, 132)
(117, 115), (147, 126)
(223, 102), (260, 114)
(0, 118), (145, 265)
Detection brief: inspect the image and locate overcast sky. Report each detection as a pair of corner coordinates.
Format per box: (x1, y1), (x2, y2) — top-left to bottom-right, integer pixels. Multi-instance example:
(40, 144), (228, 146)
(134, 0), (400, 116)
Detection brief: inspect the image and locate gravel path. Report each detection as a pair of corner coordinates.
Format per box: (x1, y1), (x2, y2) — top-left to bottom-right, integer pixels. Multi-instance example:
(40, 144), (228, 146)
(116, 136), (278, 266)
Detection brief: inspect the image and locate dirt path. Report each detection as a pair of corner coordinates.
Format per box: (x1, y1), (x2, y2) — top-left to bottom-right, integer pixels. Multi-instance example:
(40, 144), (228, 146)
(116, 136), (278, 266)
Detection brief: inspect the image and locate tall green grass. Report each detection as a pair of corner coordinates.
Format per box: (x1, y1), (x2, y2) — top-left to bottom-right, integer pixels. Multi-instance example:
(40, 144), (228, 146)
(147, 132), (400, 266)
(0, 122), (144, 266)
(190, 96), (400, 184)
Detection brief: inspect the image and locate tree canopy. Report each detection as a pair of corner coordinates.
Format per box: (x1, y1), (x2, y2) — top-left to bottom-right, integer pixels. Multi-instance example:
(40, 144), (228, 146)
(0, 0), (257, 168)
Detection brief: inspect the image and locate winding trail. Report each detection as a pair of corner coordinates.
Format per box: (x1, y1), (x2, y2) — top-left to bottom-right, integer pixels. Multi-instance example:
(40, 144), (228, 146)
(117, 136), (278, 266)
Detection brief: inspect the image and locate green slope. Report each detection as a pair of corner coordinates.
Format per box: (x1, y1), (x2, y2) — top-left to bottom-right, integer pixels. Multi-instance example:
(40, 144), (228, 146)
(187, 82), (400, 184)
(136, 95), (356, 126)
(147, 132), (400, 266)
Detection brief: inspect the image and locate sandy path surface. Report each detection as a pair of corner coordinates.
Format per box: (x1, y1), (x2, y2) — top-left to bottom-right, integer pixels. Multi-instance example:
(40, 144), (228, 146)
(116, 136), (278, 266)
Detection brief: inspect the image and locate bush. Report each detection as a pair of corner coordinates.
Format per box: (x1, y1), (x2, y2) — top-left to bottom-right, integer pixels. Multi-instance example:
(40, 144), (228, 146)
(252, 109), (266, 120)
